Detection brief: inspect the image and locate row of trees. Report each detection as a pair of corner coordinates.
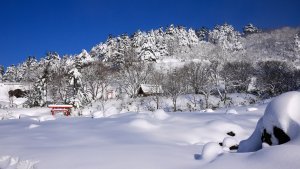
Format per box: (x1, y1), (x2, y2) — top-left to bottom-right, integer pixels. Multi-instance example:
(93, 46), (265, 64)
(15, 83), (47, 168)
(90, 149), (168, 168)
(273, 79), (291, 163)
(1, 51), (299, 111)
(120, 60), (299, 111)
(107, 59), (299, 111)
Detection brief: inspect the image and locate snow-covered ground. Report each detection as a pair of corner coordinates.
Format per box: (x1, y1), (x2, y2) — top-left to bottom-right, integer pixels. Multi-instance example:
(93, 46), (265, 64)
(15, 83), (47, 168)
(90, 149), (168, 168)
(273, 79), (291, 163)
(1, 92), (300, 169)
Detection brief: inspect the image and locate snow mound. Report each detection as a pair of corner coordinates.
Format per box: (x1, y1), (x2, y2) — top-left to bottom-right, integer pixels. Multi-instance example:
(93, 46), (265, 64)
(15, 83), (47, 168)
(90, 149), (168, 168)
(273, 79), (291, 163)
(222, 137), (238, 148)
(130, 119), (158, 130)
(225, 109), (238, 115)
(204, 109), (214, 113)
(238, 91), (300, 152)
(150, 109), (169, 120)
(104, 107), (120, 117)
(201, 142), (223, 161)
(38, 115), (56, 122)
(28, 124), (40, 129)
(247, 107), (258, 112)
(0, 156), (38, 169)
(92, 111), (104, 118)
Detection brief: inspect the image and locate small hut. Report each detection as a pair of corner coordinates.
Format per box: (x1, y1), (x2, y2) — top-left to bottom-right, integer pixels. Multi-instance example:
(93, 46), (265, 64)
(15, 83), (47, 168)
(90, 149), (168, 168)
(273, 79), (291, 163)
(137, 84), (163, 97)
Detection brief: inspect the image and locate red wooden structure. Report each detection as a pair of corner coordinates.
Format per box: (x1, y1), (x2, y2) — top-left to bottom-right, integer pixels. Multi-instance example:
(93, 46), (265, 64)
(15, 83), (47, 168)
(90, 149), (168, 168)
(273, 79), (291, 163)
(48, 105), (73, 116)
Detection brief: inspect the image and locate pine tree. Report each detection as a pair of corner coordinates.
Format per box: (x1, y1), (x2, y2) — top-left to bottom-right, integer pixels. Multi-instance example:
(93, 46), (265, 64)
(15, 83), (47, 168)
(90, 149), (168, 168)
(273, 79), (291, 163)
(154, 28), (169, 57)
(3, 65), (18, 82)
(0, 65), (4, 82)
(27, 68), (49, 107)
(139, 30), (159, 61)
(196, 27), (209, 41)
(187, 28), (199, 46)
(294, 33), (300, 52)
(68, 67), (83, 108)
(76, 49), (93, 64)
(243, 23), (261, 35)
(90, 42), (108, 61)
(209, 23), (243, 52)
(19, 56), (38, 82)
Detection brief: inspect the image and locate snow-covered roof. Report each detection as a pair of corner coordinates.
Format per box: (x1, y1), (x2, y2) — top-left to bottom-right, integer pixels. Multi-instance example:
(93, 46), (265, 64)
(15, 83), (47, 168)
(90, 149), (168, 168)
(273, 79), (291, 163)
(138, 84), (163, 95)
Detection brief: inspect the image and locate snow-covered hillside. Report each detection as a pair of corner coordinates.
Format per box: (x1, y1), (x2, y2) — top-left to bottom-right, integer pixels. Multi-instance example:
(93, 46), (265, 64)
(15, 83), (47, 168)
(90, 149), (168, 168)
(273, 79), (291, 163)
(1, 92), (300, 169)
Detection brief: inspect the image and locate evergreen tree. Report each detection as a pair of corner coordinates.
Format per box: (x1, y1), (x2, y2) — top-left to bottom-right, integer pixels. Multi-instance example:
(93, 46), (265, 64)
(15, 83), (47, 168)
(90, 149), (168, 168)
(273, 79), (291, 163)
(0, 65), (4, 82)
(139, 30), (159, 61)
(19, 56), (38, 82)
(68, 67), (83, 108)
(3, 65), (18, 82)
(243, 23), (261, 35)
(27, 67), (49, 107)
(196, 27), (209, 41)
(187, 28), (199, 46)
(294, 33), (300, 52)
(209, 23), (243, 52)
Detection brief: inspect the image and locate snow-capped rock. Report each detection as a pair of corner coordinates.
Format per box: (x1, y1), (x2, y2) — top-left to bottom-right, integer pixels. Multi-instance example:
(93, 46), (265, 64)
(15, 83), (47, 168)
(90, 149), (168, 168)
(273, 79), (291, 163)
(222, 137), (238, 150)
(238, 91), (300, 152)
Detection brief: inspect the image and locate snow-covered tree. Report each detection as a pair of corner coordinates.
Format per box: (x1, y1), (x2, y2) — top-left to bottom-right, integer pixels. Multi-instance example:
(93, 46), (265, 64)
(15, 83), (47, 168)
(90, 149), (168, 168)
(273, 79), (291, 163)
(196, 27), (209, 41)
(27, 67), (49, 107)
(220, 61), (254, 93)
(209, 23), (243, 52)
(154, 28), (169, 57)
(243, 23), (261, 35)
(256, 61), (297, 97)
(176, 26), (189, 46)
(68, 67), (83, 108)
(132, 30), (144, 49)
(187, 28), (199, 46)
(0, 65), (4, 82)
(118, 63), (153, 98)
(76, 49), (93, 64)
(294, 33), (300, 53)
(18, 56), (39, 82)
(81, 62), (111, 103)
(139, 30), (159, 61)
(90, 42), (108, 60)
(163, 69), (187, 111)
(3, 65), (18, 82)
(184, 62), (214, 109)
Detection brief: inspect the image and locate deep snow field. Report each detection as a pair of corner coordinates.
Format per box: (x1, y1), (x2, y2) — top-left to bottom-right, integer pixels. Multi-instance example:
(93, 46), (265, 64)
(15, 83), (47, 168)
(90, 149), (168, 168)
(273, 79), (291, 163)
(1, 93), (300, 169)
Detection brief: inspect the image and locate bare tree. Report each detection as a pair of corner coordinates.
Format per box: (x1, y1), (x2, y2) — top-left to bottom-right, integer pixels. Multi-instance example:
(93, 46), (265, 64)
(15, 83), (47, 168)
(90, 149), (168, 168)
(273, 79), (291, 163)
(150, 70), (165, 109)
(163, 69), (187, 111)
(185, 62), (216, 109)
(256, 60), (296, 97)
(118, 62), (153, 98)
(221, 61), (254, 93)
(81, 62), (111, 103)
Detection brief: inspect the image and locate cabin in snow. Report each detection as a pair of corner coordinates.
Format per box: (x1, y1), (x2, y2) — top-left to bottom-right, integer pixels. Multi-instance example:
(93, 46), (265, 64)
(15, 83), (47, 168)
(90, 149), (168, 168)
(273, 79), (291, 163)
(137, 84), (163, 97)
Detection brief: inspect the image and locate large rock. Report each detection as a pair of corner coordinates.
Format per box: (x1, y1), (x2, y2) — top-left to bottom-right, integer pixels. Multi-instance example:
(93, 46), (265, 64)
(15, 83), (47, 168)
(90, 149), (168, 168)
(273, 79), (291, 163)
(238, 91), (300, 152)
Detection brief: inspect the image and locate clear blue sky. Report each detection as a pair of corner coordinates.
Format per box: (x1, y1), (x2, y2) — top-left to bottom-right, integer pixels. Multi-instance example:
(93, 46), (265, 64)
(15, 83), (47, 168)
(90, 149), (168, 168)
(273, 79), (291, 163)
(0, 0), (300, 68)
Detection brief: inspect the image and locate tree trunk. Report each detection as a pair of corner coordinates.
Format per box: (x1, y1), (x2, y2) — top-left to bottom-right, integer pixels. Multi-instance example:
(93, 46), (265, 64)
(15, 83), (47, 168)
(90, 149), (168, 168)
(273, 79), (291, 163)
(156, 95), (159, 109)
(204, 93), (209, 109)
(173, 97), (177, 112)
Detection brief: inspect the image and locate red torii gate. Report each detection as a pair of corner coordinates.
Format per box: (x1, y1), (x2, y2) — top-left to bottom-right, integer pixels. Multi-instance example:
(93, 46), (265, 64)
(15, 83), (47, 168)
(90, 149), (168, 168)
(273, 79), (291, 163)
(48, 105), (73, 116)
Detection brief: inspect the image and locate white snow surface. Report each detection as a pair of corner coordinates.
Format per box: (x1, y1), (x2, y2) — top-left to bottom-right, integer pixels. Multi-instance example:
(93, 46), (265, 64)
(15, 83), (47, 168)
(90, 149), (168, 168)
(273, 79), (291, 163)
(1, 92), (300, 169)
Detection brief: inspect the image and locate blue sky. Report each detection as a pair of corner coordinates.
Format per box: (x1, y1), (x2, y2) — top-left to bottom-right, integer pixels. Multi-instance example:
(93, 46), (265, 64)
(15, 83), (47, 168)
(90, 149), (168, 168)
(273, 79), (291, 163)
(0, 0), (300, 68)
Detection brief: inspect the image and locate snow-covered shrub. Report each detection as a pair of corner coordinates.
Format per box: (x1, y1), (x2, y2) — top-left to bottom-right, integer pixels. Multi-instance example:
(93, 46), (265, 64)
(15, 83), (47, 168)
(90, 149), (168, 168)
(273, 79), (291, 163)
(238, 91), (300, 152)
